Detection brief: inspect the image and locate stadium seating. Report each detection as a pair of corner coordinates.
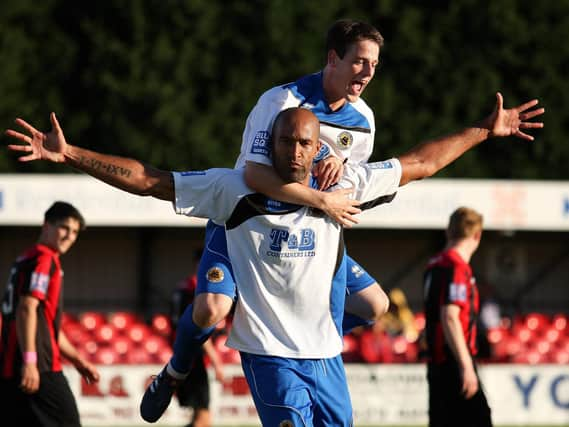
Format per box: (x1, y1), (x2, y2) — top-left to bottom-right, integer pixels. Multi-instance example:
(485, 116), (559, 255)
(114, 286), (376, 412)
(61, 311), (568, 365)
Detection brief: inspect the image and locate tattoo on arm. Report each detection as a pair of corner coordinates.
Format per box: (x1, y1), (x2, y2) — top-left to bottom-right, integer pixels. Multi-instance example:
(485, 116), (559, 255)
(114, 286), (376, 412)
(79, 156), (132, 177)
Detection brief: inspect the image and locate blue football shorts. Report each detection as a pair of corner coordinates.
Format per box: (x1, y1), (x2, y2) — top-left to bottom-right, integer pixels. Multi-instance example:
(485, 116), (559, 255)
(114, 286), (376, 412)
(240, 352), (353, 427)
(196, 221), (376, 297)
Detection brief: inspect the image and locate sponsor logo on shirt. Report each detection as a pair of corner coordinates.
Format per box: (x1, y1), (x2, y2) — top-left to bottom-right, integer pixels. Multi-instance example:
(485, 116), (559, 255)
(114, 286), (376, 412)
(30, 272), (50, 295)
(351, 264), (365, 279)
(449, 282), (467, 302)
(336, 131), (353, 150)
(266, 228), (316, 258)
(250, 131), (271, 157)
(369, 160), (394, 170)
(206, 267), (225, 283)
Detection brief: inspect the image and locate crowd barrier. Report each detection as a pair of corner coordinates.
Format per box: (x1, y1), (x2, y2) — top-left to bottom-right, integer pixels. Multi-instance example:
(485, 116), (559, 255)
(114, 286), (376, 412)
(64, 363), (569, 426)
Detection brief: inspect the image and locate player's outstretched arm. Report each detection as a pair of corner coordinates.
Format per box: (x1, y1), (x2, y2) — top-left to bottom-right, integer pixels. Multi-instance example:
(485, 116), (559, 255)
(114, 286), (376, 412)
(5, 113), (174, 201)
(398, 92), (544, 186)
(244, 161), (362, 227)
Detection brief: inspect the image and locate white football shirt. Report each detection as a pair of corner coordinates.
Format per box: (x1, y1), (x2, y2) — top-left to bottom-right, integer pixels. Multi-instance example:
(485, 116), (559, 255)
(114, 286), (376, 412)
(235, 72), (376, 169)
(173, 159), (401, 358)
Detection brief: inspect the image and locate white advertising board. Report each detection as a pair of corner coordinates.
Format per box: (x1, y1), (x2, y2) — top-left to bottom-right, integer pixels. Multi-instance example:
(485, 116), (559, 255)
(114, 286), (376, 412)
(64, 364), (569, 426)
(2, 175), (569, 230)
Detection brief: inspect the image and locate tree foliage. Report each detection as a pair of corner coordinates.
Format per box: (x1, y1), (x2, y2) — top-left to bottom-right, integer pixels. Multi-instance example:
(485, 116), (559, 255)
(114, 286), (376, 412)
(0, 0), (566, 178)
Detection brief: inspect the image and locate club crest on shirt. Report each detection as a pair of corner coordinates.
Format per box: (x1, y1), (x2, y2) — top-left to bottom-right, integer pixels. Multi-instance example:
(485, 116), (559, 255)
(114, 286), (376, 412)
(206, 267), (224, 283)
(279, 420), (294, 427)
(336, 131), (353, 150)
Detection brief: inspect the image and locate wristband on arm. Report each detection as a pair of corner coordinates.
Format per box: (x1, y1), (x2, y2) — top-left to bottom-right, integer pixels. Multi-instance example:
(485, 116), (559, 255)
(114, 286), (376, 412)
(23, 351), (37, 364)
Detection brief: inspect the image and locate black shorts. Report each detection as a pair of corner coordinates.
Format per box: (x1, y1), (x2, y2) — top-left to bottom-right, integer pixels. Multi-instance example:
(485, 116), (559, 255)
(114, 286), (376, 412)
(176, 356), (210, 410)
(0, 371), (80, 427)
(427, 360), (492, 427)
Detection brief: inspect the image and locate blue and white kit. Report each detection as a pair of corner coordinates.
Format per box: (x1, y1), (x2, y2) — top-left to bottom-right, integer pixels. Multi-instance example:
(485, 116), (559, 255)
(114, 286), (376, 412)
(199, 71), (379, 299)
(173, 159), (401, 425)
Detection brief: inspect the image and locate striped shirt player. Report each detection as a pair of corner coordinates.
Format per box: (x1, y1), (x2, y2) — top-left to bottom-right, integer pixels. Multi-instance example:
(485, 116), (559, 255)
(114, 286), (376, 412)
(423, 249), (480, 363)
(1, 244), (64, 378)
(423, 248), (492, 427)
(173, 158), (401, 426)
(0, 243), (81, 426)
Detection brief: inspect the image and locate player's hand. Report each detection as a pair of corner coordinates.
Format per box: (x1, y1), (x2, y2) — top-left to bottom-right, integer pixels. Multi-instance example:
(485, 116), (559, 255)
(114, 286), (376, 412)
(5, 112), (68, 163)
(74, 357), (101, 384)
(460, 364), (479, 399)
(320, 188), (362, 228)
(486, 92), (544, 141)
(313, 156), (344, 190)
(20, 363), (40, 394)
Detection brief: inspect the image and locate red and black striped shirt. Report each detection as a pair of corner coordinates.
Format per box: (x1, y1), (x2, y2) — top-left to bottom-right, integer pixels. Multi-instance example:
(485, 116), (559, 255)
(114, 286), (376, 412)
(423, 249), (479, 364)
(1, 244), (64, 378)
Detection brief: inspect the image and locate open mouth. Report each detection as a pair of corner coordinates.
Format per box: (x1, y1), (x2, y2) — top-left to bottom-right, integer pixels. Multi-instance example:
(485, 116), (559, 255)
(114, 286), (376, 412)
(350, 80), (365, 94)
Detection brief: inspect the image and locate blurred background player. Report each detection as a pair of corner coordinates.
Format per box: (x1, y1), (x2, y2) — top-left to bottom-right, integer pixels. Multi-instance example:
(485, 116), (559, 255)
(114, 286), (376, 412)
(170, 249), (224, 427)
(379, 287), (419, 342)
(423, 207), (493, 427)
(0, 201), (100, 427)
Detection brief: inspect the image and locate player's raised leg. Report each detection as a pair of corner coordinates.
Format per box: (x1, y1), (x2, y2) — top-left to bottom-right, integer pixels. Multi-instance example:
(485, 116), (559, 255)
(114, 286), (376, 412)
(140, 221), (235, 423)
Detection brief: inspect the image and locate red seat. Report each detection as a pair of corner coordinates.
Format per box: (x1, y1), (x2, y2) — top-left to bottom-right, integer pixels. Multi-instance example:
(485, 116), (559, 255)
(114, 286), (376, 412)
(143, 335), (169, 356)
(512, 348), (544, 365)
(512, 326), (533, 344)
(550, 347), (569, 364)
(391, 335), (418, 363)
(94, 324), (116, 344)
(359, 330), (393, 363)
(558, 338), (569, 354)
(111, 335), (132, 357)
(83, 339), (99, 363)
(524, 313), (549, 333)
(341, 334), (362, 363)
(493, 336), (524, 362)
(94, 347), (119, 365)
(487, 327), (508, 345)
(151, 314), (172, 338)
(79, 312), (106, 333)
(544, 327), (561, 344)
(534, 338), (551, 356)
(155, 346), (173, 364)
(125, 346), (153, 364)
(108, 312), (138, 332)
(552, 314), (568, 332)
(128, 324), (151, 344)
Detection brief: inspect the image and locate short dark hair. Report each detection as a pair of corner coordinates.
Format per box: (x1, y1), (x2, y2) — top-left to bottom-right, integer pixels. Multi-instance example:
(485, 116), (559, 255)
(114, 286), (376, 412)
(326, 19), (384, 59)
(44, 201), (86, 230)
